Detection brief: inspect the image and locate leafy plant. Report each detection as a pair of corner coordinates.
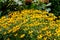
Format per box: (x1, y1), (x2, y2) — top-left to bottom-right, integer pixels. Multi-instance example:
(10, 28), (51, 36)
(0, 0), (51, 17)
(50, 0), (60, 16)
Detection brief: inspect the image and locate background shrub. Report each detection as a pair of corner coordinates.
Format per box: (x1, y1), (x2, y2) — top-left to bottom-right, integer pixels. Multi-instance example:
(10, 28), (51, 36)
(0, 0), (21, 17)
(0, 0), (51, 17)
(50, 0), (60, 16)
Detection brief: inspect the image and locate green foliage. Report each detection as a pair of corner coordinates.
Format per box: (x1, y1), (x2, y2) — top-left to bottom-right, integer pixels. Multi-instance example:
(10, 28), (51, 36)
(0, 0), (20, 17)
(0, 0), (51, 17)
(50, 0), (60, 16)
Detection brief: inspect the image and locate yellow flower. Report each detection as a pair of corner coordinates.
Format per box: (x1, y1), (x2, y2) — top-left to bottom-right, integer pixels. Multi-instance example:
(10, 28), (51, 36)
(8, 29), (12, 33)
(42, 27), (48, 30)
(46, 17), (54, 21)
(49, 13), (54, 16)
(44, 37), (47, 40)
(20, 34), (25, 38)
(46, 31), (51, 36)
(3, 32), (7, 35)
(23, 19), (28, 23)
(28, 30), (33, 34)
(55, 28), (60, 36)
(29, 24), (34, 26)
(37, 34), (43, 39)
(23, 28), (29, 31)
(54, 39), (56, 40)
(2, 24), (8, 29)
(42, 11), (48, 14)
(7, 38), (10, 40)
(59, 16), (60, 18)
(14, 33), (18, 36)
(1, 16), (6, 19)
(56, 20), (60, 22)
(12, 26), (20, 33)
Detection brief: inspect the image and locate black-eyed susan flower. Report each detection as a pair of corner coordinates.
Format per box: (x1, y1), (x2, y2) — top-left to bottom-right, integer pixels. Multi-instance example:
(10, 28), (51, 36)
(20, 34), (25, 38)
(0, 9), (60, 40)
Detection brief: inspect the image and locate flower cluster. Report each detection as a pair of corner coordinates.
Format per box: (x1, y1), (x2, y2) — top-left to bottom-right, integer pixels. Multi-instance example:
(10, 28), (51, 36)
(0, 9), (60, 40)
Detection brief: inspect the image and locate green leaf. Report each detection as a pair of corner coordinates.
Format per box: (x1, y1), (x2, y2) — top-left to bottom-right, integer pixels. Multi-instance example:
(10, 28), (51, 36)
(0, 11), (2, 17)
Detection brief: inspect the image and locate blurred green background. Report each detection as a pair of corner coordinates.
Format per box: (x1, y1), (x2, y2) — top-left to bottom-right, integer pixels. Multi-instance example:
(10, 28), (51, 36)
(0, 0), (60, 17)
(50, 0), (60, 16)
